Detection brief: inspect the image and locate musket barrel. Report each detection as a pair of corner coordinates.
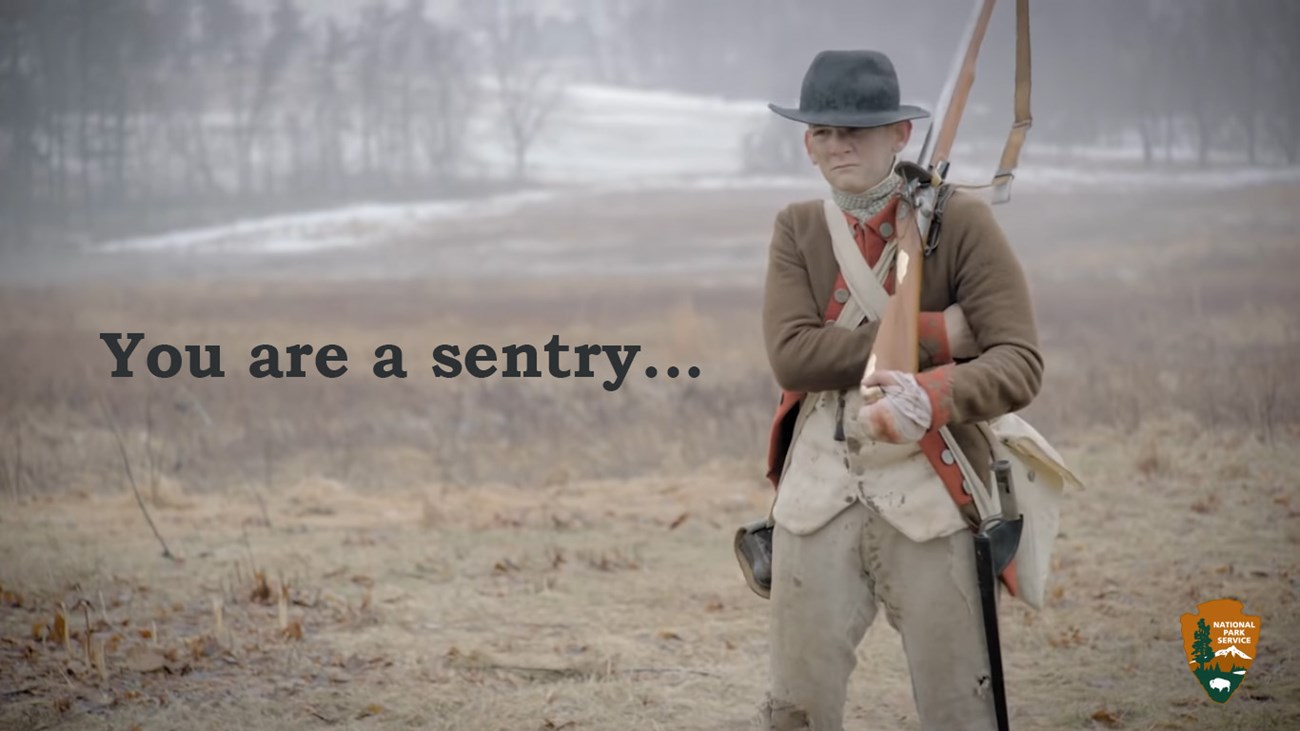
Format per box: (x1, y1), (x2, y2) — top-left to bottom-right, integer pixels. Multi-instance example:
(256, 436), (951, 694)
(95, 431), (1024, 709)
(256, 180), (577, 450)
(917, 0), (998, 172)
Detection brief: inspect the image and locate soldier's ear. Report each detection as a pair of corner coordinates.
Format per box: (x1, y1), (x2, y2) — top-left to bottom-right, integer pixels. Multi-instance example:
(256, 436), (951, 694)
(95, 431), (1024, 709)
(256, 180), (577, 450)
(893, 121), (913, 152)
(803, 129), (815, 161)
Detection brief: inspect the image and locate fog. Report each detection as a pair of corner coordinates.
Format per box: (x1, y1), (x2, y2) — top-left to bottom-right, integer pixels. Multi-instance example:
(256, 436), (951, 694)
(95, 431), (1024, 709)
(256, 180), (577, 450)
(2, 5), (1300, 729)
(1, 0), (1297, 260)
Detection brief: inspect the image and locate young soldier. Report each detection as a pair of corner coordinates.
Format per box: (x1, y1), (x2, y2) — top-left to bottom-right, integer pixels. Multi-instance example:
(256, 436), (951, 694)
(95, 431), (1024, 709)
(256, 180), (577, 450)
(758, 50), (1043, 730)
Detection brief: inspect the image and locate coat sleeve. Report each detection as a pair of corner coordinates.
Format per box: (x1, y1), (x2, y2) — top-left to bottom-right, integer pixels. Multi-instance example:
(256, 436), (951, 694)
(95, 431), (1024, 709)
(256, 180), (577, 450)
(914, 194), (1043, 426)
(762, 205), (882, 393)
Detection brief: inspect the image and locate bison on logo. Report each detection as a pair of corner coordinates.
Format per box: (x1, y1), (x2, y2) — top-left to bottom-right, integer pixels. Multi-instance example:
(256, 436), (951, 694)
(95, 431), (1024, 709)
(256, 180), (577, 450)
(1179, 598), (1261, 703)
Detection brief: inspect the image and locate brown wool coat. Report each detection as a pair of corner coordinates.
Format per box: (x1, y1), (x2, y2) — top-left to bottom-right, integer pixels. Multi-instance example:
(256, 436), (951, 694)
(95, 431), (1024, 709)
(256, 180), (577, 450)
(762, 189), (1043, 510)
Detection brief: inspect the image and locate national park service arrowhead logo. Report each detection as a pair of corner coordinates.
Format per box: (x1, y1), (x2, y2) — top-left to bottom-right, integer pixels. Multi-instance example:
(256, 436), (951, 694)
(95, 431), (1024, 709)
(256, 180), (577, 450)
(1180, 598), (1260, 703)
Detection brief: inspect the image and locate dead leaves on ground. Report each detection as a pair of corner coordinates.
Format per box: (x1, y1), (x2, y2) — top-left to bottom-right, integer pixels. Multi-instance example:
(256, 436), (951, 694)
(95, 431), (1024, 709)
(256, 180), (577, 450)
(492, 558), (523, 576)
(281, 618), (305, 641)
(1090, 707), (1125, 728)
(1048, 625), (1088, 649)
(249, 571), (273, 604)
(305, 702), (387, 725)
(486, 544), (644, 583)
(1189, 492), (1220, 515)
(0, 563), (382, 716)
(122, 645), (167, 673)
(443, 645), (606, 685)
(0, 583), (24, 608)
(577, 547), (642, 572)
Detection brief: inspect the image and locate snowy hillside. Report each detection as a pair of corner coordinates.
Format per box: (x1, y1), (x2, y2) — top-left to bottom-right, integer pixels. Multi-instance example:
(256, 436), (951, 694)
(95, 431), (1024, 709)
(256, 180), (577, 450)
(470, 82), (774, 183)
(96, 82), (1300, 256)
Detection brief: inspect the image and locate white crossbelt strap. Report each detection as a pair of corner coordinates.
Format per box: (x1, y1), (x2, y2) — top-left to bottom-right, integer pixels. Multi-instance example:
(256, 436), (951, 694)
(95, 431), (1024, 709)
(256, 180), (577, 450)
(822, 200), (896, 330)
(822, 200), (1002, 522)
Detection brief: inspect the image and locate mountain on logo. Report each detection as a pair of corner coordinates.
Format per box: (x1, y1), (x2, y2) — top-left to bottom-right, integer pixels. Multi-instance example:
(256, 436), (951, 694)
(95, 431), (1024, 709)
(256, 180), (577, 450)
(1215, 645), (1252, 660)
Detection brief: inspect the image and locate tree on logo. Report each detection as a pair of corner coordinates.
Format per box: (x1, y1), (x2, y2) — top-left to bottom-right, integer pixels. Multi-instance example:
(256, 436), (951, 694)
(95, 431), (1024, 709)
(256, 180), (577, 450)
(1191, 618), (1214, 669)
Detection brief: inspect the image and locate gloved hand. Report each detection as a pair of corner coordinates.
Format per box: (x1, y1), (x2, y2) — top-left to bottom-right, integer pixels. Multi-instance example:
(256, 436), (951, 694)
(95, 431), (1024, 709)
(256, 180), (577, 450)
(943, 303), (979, 360)
(857, 369), (933, 444)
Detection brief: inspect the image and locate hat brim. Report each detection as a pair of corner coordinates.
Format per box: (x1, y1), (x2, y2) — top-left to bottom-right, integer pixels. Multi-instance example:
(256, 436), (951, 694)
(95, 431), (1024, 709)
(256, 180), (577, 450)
(767, 103), (930, 128)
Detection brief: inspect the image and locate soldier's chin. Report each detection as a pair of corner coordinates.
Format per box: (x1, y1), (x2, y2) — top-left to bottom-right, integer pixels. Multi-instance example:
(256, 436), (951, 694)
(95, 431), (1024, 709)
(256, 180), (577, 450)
(830, 169), (873, 194)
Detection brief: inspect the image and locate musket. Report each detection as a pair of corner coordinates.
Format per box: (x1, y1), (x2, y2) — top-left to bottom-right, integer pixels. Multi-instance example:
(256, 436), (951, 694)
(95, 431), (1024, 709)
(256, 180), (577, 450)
(864, 0), (1030, 378)
(862, 1), (1032, 729)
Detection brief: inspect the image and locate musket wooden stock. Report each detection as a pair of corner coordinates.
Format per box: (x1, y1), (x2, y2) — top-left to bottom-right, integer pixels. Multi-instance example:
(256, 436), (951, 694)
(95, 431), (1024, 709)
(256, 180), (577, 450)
(930, 0), (997, 170)
(864, 201), (923, 377)
(862, 0), (997, 387)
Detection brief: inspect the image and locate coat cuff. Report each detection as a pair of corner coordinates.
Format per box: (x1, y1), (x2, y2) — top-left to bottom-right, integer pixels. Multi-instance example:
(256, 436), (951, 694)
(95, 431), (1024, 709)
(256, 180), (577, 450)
(917, 312), (951, 366)
(916, 364), (956, 429)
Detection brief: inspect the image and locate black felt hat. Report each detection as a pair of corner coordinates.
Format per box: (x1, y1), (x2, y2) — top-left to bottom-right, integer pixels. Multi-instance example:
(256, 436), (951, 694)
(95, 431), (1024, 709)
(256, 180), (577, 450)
(769, 50), (930, 128)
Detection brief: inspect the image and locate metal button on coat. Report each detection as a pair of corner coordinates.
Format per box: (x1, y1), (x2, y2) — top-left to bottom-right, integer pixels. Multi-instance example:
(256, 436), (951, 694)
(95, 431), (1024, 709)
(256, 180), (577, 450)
(879, 221), (894, 238)
(833, 288), (849, 303)
(940, 449), (955, 465)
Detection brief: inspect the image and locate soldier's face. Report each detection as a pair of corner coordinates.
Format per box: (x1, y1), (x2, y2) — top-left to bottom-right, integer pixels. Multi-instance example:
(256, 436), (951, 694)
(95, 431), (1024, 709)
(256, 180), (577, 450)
(805, 122), (911, 193)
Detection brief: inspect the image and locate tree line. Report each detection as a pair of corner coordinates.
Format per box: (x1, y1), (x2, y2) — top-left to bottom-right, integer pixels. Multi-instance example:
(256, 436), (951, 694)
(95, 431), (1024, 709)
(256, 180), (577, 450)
(0, 0), (567, 251)
(2, 0), (1298, 251)
(617, 0), (1298, 173)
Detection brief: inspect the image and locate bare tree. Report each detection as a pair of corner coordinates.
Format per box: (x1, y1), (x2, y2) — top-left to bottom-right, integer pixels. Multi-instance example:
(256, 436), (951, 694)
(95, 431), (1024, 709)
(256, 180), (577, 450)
(249, 0), (304, 197)
(418, 19), (478, 181)
(467, 0), (566, 181)
(1260, 0), (1300, 163)
(0, 7), (38, 249)
(197, 0), (256, 198)
(354, 0), (391, 184)
(310, 18), (348, 194)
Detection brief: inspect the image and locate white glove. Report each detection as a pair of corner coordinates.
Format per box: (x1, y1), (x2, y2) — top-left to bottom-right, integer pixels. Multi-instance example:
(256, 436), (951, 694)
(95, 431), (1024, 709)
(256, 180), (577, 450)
(857, 370), (933, 444)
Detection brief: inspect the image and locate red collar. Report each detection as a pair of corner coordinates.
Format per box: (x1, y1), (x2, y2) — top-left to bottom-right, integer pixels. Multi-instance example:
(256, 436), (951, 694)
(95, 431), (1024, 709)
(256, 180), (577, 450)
(841, 195), (901, 242)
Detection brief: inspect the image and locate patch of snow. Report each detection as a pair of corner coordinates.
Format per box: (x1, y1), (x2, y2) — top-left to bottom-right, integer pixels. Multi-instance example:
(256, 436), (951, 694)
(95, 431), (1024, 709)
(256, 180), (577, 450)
(91, 83), (1300, 257)
(96, 189), (564, 254)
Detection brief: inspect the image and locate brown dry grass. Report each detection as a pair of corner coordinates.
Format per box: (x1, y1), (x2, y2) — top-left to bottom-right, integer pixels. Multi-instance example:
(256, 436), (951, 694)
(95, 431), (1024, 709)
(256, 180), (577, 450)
(1, 183), (1299, 730)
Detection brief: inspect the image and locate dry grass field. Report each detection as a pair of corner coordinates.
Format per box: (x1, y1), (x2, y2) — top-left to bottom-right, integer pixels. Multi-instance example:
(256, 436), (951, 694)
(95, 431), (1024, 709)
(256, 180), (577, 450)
(1, 182), (1298, 730)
